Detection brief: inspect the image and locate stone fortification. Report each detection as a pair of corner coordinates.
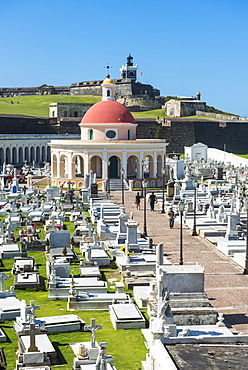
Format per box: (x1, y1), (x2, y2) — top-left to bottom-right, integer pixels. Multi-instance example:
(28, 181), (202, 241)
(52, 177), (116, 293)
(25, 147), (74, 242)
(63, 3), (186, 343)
(165, 99), (206, 117)
(70, 78), (159, 99)
(136, 117), (248, 154)
(0, 84), (70, 97)
(0, 114), (57, 134)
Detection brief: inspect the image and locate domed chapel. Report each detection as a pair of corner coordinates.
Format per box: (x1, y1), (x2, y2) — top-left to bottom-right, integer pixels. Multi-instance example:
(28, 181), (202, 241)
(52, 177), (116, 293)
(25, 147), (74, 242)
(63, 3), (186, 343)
(49, 74), (168, 188)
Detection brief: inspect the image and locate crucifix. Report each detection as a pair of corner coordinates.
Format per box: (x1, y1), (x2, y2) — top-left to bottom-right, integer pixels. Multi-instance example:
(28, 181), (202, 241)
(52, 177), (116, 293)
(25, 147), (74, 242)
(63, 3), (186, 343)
(85, 318), (102, 348)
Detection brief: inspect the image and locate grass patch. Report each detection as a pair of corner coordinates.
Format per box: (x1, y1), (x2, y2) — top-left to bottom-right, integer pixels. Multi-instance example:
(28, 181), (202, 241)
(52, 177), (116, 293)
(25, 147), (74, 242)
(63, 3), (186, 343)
(236, 154), (248, 159)
(0, 222), (147, 369)
(132, 108), (167, 118)
(0, 253), (147, 369)
(0, 95), (101, 117)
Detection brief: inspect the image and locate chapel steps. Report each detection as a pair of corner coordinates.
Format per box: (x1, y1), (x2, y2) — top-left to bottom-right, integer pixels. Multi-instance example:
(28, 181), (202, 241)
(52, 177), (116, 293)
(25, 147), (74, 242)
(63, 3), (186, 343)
(108, 178), (129, 191)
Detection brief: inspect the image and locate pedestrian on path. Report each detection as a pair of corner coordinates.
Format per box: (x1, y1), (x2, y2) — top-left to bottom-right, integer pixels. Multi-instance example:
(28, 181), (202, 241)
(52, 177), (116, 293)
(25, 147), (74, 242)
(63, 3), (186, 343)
(167, 207), (175, 228)
(135, 192), (141, 210)
(148, 192), (157, 211)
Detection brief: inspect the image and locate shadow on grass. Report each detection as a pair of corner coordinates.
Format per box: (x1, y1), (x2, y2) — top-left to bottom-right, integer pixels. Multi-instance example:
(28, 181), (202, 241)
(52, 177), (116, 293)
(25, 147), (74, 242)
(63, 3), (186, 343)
(39, 275), (47, 291)
(0, 325), (13, 344)
(51, 342), (67, 365)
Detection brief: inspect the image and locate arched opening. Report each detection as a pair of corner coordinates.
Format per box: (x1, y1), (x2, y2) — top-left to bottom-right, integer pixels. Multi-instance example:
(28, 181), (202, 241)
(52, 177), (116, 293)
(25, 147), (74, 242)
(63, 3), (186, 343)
(41, 146), (46, 162)
(88, 129), (93, 140)
(108, 155), (121, 178)
(30, 147), (35, 163)
(36, 146), (40, 163)
(127, 155), (139, 178)
(63, 111), (68, 118)
(90, 156), (102, 178)
(72, 155), (84, 178)
(107, 89), (110, 97)
(59, 155), (68, 178)
(157, 154), (162, 177)
(128, 129), (132, 140)
(74, 111), (78, 117)
(144, 155), (154, 178)
(46, 146), (51, 161)
(18, 147), (23, 163)
(6, 148), (10, 164)
(0, 148), (4, 165)
(24, 147), (29, 162)
(12, 147), (17, 164)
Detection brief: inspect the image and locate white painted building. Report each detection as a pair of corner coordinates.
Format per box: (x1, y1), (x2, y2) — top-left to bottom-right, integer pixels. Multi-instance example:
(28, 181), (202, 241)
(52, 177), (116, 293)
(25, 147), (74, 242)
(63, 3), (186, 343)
(0, 134), (79, 165)
(50, 74), (168, 188)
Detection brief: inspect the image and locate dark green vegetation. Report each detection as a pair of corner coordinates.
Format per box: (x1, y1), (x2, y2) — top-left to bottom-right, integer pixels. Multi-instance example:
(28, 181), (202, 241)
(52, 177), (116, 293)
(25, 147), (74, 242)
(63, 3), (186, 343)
(0, 222), (147, 369)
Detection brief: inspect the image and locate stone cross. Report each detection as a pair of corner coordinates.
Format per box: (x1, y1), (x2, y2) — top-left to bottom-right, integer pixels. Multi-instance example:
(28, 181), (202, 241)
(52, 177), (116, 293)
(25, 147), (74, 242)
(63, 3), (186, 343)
(0, 272), (9, 291)
(27, 320), (39, 352)
(51, 219), (56, 231)
(84, 318), (102, 348)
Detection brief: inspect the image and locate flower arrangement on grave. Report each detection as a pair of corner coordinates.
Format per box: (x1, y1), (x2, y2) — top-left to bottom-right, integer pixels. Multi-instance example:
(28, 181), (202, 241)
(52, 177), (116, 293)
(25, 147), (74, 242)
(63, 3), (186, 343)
(120, 245), (126, 251)
(124, 251), (134, 256)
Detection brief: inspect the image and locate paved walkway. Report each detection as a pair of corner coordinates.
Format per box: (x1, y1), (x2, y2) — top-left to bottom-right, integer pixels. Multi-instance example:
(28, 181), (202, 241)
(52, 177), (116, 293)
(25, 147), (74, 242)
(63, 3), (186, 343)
(110, 190), (248, 334)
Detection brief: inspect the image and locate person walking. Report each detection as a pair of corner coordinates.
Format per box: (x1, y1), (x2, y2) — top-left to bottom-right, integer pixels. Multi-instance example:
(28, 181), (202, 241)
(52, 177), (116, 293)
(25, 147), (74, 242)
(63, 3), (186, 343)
(148, 192), (157, 211)
(135, 192), (141, 210)
(168, 207), (175, 228)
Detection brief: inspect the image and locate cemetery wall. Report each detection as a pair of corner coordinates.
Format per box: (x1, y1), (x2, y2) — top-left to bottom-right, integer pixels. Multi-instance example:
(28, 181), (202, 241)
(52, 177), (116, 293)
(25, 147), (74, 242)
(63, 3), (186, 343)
(0, 114), (58, 134)
(136, 118), (248, 154)
(0, 115), (247, 154)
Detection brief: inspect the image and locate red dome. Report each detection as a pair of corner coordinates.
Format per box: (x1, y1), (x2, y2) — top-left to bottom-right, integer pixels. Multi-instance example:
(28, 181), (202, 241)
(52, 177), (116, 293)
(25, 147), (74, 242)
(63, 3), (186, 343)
(81, 100), (136, 124)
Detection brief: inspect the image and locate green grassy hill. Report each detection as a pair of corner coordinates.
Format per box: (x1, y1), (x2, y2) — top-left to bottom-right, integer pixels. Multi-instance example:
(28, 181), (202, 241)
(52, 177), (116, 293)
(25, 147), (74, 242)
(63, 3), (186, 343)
(0, 95), (101, 117)
(0, 95), (231, 120)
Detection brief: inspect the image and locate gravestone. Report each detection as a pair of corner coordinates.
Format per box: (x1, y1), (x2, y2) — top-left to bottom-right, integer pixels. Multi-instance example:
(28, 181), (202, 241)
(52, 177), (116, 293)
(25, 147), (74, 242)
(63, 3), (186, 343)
(90, 183), (98, 198)
(49, 230), (70, 248)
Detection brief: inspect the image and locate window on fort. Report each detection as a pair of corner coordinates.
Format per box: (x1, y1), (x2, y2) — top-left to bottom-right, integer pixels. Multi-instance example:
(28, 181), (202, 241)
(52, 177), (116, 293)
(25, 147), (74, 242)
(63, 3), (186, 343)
(107, 90), (110, 97)
(74, 111), (78, 117)
(63, 111), (68, 117)
(89, 129), (93, 140)
(52, 111), (55, 117)
(128, 129), (131, 140)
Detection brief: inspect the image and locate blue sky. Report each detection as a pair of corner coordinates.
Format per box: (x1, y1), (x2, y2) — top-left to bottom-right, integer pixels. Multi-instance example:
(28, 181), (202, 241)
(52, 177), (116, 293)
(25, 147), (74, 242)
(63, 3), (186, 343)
(1, 0), (248, 116)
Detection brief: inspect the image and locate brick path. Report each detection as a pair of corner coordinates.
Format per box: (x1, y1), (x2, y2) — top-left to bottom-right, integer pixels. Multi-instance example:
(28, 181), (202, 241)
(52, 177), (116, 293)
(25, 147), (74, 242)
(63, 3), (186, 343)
(110, 190), (248, 334)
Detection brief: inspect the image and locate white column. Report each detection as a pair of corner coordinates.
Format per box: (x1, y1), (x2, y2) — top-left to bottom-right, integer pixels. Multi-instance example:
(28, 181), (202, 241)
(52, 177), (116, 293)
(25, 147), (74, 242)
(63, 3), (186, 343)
(84, 152), (89, 175)
(139, 152), (144, 179)
(102, 151), (108, 179)
(67, 152), (72, 179)
(122, 151), (127, 177)
(153, 151), (157, 178)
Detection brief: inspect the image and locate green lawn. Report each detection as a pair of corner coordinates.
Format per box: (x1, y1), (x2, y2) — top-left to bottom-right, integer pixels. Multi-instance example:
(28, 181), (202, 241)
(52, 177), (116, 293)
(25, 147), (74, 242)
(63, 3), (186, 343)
(0, 95), (101, 117)
(132, 108), (167, 118)
(237, 154), (248, 159)
(0, 221), (147, 369)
